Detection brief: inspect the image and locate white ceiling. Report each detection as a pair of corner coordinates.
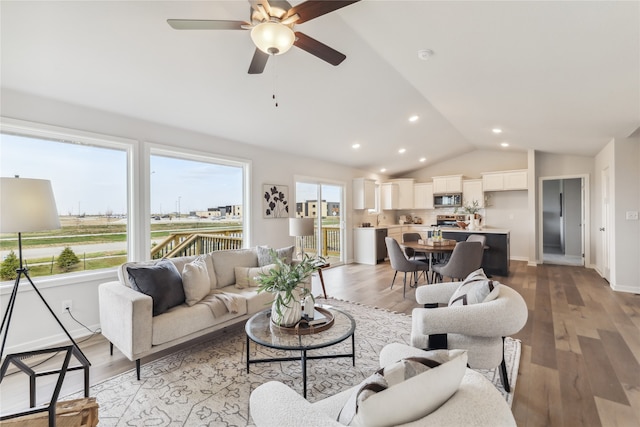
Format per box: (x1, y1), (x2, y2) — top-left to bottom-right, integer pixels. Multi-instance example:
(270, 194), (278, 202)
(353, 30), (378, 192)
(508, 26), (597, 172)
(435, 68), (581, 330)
(2, 1), (639, 176)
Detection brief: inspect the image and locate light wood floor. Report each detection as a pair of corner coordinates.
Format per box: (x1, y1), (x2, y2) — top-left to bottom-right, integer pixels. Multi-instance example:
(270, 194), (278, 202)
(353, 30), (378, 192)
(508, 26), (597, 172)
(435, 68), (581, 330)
(2, 261), (639, 426)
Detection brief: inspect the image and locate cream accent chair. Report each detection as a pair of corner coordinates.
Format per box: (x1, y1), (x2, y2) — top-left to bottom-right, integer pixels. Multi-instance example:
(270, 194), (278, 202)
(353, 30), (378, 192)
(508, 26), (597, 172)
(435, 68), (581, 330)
(250, 343), (516, 426)
(411, 283), (528, 391)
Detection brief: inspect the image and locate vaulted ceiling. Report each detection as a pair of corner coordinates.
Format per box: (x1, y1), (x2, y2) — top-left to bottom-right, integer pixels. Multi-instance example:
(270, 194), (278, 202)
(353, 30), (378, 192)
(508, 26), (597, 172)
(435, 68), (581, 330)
(2, 1), (638, 175)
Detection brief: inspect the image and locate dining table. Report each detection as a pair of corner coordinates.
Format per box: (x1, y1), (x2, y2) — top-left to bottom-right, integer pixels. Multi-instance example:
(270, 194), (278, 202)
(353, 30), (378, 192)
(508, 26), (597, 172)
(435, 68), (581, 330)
(401, 240), (457, 284)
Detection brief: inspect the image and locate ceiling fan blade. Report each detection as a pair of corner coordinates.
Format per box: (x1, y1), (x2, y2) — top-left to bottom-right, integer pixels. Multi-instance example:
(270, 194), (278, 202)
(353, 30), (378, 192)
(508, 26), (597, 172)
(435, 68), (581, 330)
(248, 48), (269, 74)
(167, 19), (248, 30)
(284, 0), (359, 24)
(294, 32), (346, 66)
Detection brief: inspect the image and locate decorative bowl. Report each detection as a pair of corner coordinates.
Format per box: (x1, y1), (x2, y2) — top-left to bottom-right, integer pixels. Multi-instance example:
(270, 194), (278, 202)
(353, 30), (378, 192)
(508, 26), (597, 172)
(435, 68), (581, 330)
(456, 221), (468, 229)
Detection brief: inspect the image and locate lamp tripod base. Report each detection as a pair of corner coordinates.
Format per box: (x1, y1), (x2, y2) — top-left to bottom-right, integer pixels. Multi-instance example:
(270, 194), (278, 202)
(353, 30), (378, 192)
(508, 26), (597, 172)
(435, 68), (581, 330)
(0, 268), (91, 425)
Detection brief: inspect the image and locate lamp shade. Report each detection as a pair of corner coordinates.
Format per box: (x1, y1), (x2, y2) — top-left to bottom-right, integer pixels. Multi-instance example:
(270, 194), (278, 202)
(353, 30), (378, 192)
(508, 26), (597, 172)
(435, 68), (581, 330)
(289, 217), (314, 237)
(250, 22), (295, 55)
(0, 177), (61, 233)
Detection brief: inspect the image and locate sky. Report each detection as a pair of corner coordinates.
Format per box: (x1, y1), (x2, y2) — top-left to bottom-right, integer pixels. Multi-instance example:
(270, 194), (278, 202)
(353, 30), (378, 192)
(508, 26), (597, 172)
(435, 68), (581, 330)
(1, 133), (243, 215)
(1, 133), (340, 216)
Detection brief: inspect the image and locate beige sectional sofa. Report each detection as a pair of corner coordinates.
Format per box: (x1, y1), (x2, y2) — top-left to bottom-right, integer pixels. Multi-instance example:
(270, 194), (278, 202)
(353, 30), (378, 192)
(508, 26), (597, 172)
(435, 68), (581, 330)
(99, 247), (288, 379)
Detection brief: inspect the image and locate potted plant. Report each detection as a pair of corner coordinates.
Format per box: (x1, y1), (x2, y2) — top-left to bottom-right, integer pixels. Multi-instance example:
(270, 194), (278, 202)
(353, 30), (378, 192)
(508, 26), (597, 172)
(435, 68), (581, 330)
(256, 250), (322, 327)
(461, 200), (481, 230)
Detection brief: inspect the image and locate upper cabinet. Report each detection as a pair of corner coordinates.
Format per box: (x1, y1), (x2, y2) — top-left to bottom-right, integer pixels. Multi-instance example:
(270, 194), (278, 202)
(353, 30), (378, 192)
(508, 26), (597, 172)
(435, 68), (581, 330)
(381, 178), (414, 210)
(462, 179), (484, 208)
(414, 182), (434, 209)
(432, 175), (463, 194)
(353, 178), (376, 210)
(381, 182), (399, 210)
(482, 170), (528, 191)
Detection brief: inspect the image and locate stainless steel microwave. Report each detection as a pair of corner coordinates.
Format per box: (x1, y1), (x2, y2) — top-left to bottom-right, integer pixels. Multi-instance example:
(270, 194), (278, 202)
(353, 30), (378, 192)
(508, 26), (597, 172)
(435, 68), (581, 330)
(433, 193), (462, 208)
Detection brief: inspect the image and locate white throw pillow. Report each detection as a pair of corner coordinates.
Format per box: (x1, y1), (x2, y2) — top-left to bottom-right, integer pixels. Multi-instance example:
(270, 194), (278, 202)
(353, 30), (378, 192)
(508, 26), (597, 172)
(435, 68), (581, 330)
(234, 263), (277, 289)
(182, 257), (210, 306)
(256, 245), (295, 267)
(338, 349), (468, 427)
(449, 268), (501, 307)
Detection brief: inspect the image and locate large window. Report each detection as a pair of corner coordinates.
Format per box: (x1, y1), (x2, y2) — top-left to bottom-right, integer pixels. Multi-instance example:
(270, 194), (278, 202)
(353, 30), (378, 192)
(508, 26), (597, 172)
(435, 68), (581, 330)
(149, 151), (246, 259)
(0, 125), (129, 281)
(0, 119), (250, 283)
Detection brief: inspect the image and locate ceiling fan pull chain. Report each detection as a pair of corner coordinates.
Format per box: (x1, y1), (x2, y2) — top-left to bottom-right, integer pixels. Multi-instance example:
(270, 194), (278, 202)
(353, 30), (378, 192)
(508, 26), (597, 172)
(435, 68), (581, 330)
(272, 56), (279, 107)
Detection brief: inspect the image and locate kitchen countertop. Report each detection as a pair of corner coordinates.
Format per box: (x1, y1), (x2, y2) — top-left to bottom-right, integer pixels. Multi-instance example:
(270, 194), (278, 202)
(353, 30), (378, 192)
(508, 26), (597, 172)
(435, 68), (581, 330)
(357, 225), (509, 234)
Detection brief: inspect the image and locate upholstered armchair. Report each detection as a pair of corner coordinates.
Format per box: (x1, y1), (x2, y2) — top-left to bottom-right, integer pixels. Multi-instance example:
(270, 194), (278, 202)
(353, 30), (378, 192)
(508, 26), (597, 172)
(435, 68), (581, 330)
(411, 282), (528, 391)
(250, 343), (516, 426)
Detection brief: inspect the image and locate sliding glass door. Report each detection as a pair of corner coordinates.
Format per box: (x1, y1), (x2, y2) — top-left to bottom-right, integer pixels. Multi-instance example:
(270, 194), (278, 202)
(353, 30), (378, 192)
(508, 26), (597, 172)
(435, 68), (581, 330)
(295, 180), (344, 266)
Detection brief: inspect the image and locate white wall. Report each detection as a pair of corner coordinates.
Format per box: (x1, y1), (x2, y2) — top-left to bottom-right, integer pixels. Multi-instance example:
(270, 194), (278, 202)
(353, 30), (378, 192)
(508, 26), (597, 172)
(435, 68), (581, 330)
(400, 149), (528, 181)
(0, 89), (378, 352)
(613, 136), (640, 293)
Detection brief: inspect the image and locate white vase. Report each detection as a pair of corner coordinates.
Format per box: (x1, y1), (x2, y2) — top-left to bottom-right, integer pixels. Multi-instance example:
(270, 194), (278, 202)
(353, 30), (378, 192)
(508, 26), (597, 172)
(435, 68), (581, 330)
(467, 214), (476, 230)
(271, 293), (302, 327)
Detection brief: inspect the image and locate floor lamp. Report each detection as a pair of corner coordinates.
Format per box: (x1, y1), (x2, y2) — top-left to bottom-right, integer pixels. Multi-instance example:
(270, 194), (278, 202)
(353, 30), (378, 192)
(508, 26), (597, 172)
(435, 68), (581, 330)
(0, 177), (91, 420)
(289, 217), (314, 258)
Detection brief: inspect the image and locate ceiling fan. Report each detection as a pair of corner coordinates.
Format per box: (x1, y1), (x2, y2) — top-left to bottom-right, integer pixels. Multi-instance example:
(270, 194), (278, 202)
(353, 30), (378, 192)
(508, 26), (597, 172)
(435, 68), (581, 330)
(167, 0), (360, 74)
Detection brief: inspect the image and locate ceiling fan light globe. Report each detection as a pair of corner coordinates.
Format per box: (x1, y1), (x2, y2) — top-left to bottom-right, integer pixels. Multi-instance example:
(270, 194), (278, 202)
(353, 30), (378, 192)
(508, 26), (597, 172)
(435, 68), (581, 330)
(250, 22), (295, 56)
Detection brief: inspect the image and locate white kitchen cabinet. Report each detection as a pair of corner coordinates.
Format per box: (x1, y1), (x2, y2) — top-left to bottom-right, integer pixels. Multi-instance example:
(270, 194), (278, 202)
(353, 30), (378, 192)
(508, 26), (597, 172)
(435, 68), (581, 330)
(381, 179), (414, 209)
(352, 178), (376, 210)
(413, 182), (434, 209)
(389, 178), (415, 209)
(381, 182), (399, 210)
(462, 179), (484, 208)
(482, 170), (528, 191)
(354, 227), (388, 265)
(386, 225), (402, 242)
(432, 175), (463, 194)
(504, 170), (528, 190)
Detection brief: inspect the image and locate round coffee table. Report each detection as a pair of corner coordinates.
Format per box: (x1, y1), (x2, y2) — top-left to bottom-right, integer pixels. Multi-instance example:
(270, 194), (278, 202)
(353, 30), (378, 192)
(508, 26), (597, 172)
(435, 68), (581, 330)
(245, 305), (356, 398)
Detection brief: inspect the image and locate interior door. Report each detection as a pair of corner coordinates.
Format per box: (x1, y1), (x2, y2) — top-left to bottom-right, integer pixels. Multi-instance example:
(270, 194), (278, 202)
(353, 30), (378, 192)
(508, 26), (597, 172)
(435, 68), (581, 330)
(563, 178), (583, 263)
(295, 181), (344, 266)
(601, 168), (611, 281)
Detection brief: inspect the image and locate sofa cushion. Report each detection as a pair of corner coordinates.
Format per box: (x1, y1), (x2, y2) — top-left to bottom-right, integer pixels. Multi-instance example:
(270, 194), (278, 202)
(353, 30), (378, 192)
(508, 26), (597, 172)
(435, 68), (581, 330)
(211, 248), (258, 288)
(338, 349), (467, 427)
(449, 268), (501, 307)
(151, 301), (242, 346)
(127, 260), (186, 316)
(182, 256), (211, 306)
(256, 245), (294, 267)
(234, 263), (277, 289)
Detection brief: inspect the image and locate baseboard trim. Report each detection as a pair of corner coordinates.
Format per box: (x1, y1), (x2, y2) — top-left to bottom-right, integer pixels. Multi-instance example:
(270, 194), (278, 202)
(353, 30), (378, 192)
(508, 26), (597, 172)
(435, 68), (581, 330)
(610, 283), (640, 294)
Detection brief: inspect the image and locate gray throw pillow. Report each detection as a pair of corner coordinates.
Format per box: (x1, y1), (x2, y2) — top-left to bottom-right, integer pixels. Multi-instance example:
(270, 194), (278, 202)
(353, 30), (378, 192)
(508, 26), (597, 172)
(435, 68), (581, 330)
(127, 259), (185, 316)
(256, 245), (295, 266)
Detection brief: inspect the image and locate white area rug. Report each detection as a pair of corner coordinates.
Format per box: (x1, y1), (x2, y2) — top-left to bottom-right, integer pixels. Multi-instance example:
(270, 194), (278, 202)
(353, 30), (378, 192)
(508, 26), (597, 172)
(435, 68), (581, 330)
(72, 299), (521, 426)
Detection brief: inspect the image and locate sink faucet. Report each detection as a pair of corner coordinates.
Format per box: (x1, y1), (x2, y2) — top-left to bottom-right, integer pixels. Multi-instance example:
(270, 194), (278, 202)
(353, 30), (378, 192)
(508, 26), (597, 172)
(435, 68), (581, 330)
(376, 214), (381, 226)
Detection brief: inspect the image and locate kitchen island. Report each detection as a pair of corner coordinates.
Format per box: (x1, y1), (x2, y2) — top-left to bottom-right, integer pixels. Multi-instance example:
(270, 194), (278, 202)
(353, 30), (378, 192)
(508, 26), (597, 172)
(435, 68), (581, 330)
(439, 228), (510, 276)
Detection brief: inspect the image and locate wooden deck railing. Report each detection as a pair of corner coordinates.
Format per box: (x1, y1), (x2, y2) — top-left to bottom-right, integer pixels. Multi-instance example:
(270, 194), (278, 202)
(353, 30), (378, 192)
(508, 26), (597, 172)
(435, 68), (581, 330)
(151, 225), (341, 259)
(151, 229), (243, 259)
(300, 226), (341, 257)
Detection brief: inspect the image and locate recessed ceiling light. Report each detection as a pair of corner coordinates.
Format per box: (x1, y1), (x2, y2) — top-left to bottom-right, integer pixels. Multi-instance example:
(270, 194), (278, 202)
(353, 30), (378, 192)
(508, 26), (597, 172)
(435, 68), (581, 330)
(501, 142), (509, 147)
(352, 143), (360, 149)
(380, 168), (386, 173)
(398, 148), (406, 154)
(409, 115), (419, 122)
(417, 49), (434, 60)
(492, 128), (503, 134)
(419, 157), (426, 162)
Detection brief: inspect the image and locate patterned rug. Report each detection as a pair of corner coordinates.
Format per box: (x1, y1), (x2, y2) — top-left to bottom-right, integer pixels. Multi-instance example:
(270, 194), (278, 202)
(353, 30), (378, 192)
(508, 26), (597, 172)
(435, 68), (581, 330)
(72, 299), (520, 426)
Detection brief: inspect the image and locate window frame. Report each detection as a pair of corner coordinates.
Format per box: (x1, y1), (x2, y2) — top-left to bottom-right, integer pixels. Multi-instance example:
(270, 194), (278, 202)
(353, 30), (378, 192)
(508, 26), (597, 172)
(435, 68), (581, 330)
(0, 118), (251, 288)
(145, 143), (251, 257)
(0, 118), (136, 287)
